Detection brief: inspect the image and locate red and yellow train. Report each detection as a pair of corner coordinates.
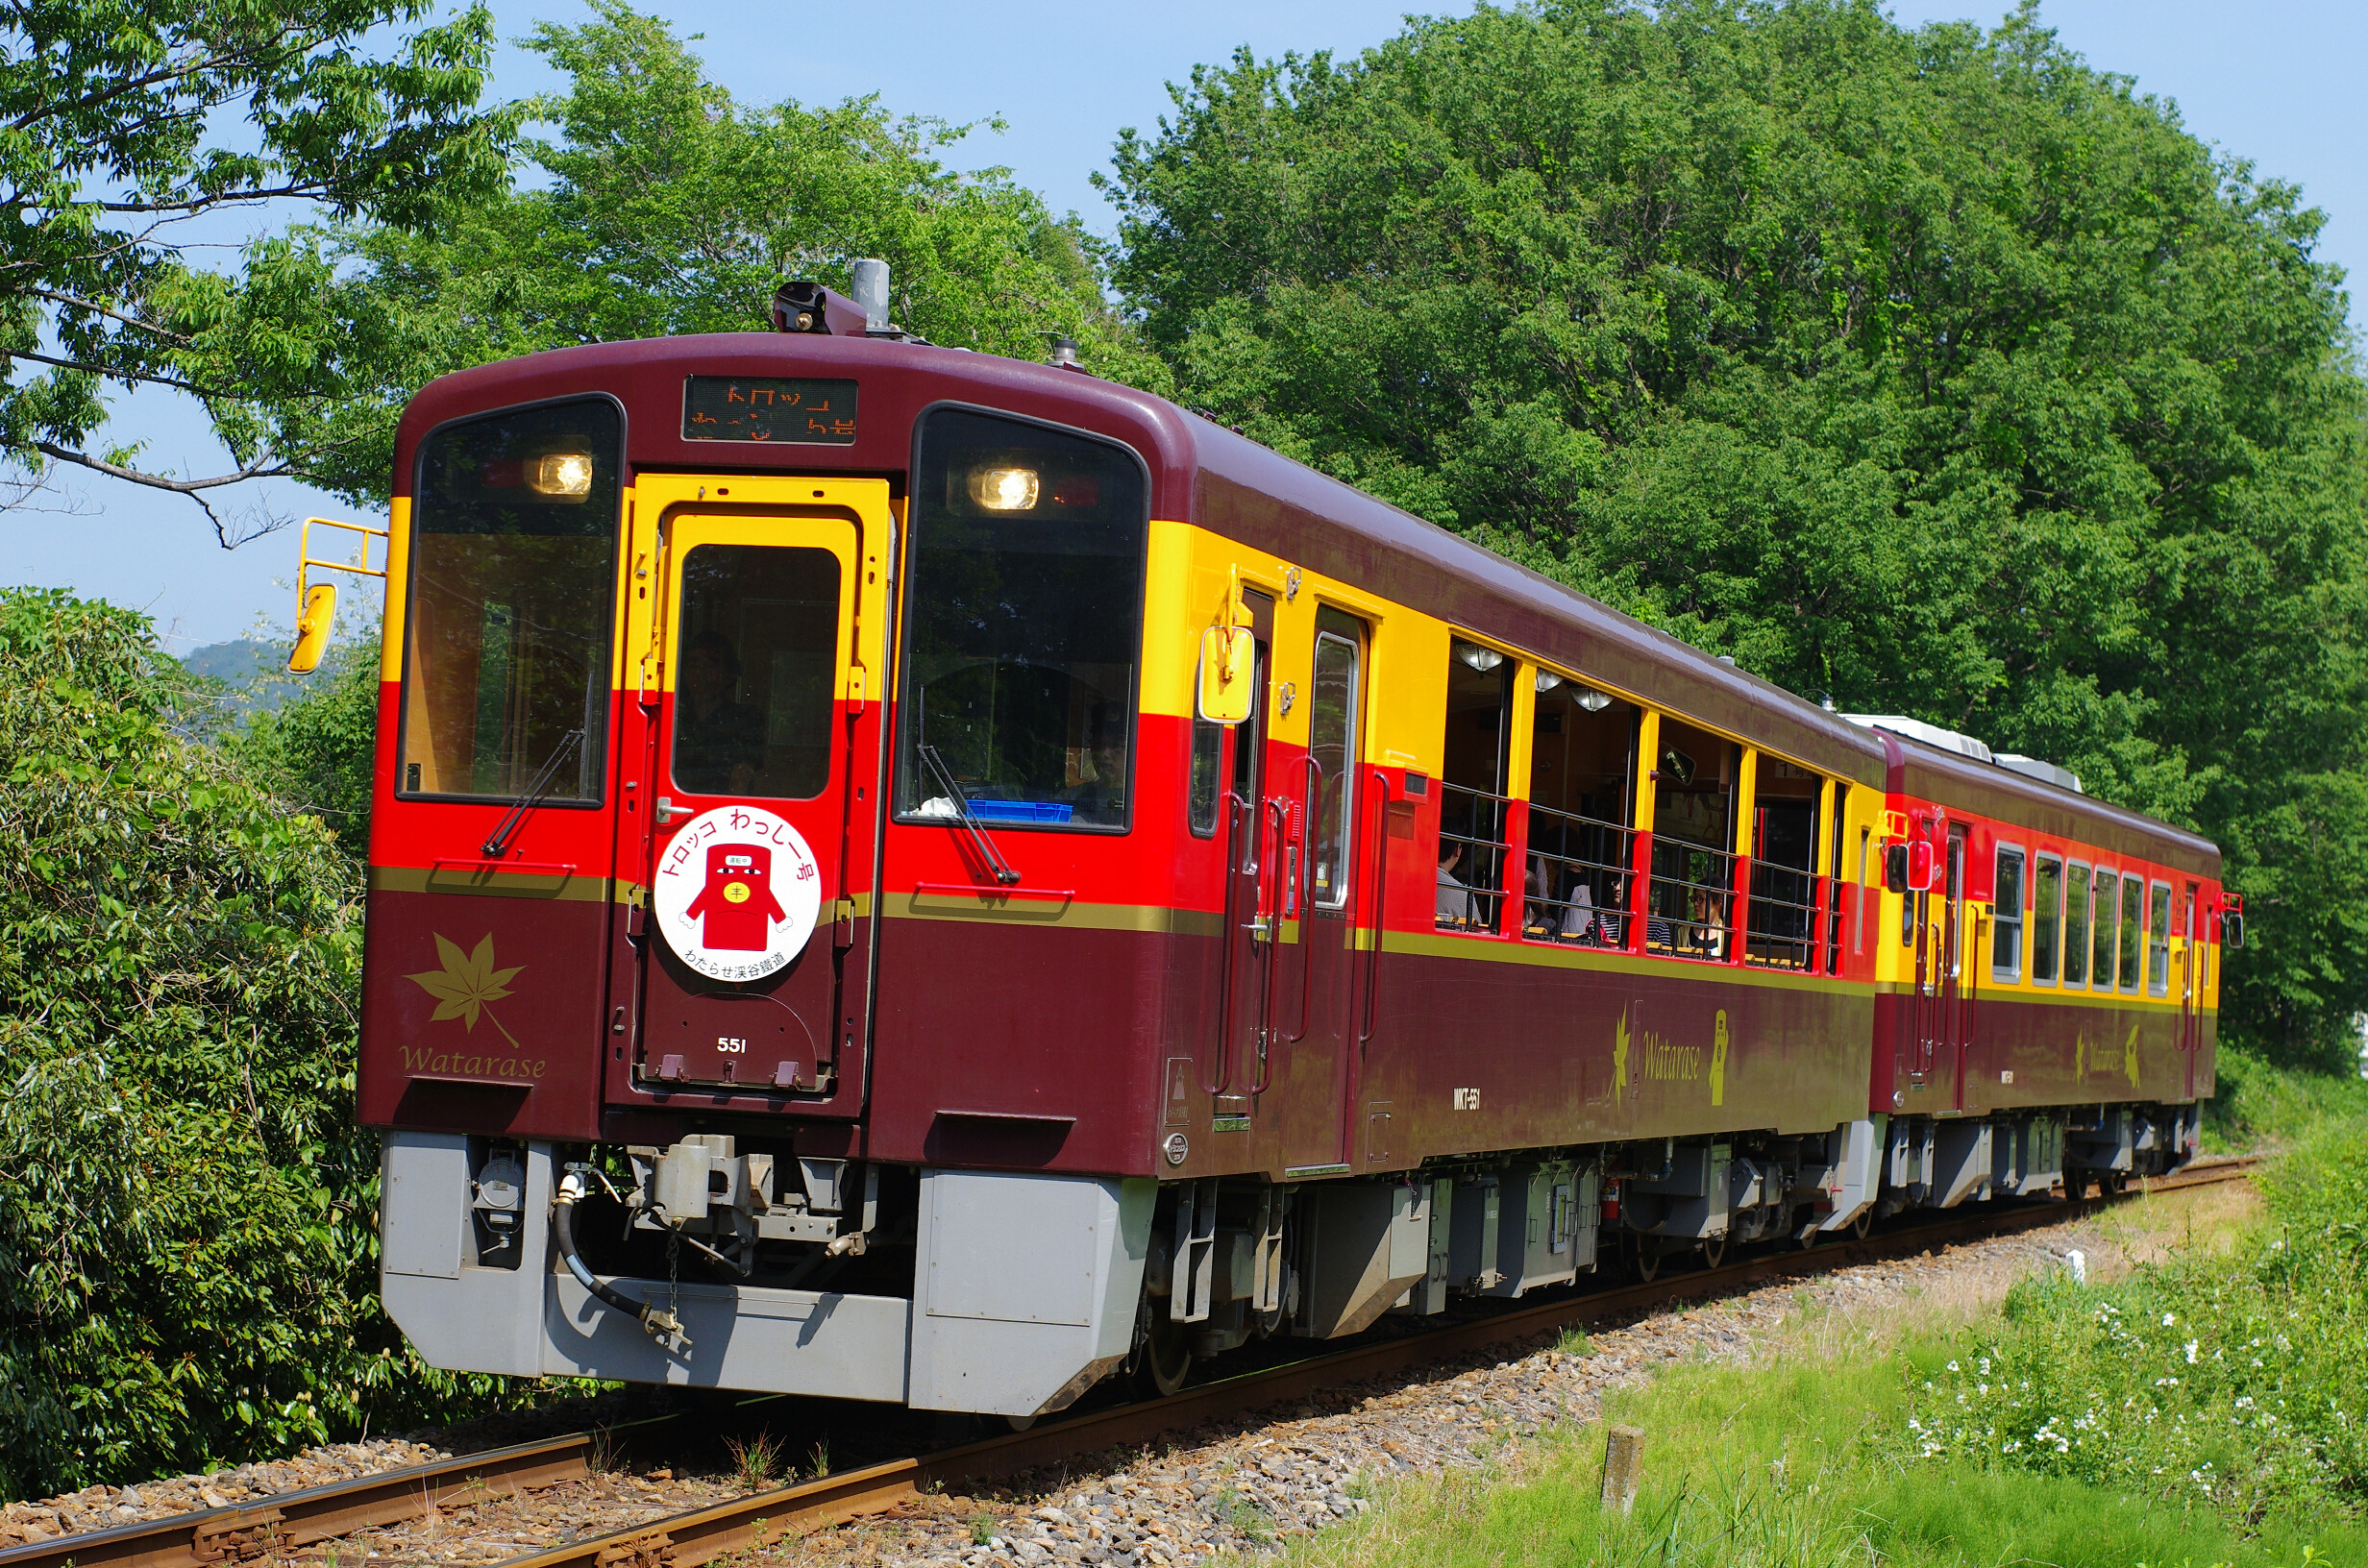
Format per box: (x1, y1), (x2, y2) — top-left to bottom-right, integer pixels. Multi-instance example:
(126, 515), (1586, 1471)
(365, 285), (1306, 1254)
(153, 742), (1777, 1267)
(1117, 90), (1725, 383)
(327, 272), (2224, 1417)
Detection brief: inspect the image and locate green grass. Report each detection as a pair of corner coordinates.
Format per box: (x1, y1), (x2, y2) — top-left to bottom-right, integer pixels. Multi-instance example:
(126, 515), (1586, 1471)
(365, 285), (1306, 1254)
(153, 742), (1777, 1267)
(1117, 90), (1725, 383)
(2204, 1047), (2368, 1152)
(1279, 1120), (2368, 1568)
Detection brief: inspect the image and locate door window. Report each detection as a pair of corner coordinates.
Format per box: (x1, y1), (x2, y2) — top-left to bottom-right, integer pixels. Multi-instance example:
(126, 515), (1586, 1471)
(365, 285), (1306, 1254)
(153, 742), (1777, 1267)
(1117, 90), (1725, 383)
(670, 544), (842, 799)
(2148, 882), (2172, 994)
(1307, 616), (1363, 910)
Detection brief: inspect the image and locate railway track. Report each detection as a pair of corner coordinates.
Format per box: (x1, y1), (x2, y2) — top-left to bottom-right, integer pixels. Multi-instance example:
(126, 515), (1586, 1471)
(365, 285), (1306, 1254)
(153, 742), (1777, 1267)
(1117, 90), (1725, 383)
(2, 1157), (2256, 1568)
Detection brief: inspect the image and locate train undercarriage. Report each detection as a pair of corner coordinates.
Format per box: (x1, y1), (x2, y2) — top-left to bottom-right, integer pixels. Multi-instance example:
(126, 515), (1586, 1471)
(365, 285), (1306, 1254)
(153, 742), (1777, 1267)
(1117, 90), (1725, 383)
(384, 1101), (2202, 1419)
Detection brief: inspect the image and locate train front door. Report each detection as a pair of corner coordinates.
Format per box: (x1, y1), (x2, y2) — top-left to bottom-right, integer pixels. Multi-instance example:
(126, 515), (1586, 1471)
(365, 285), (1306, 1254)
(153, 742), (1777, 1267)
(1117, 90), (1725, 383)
(1217, 591), (1277, 1124)
(1271, 608), (1369, 1176)
(625, 487), (878, 1109)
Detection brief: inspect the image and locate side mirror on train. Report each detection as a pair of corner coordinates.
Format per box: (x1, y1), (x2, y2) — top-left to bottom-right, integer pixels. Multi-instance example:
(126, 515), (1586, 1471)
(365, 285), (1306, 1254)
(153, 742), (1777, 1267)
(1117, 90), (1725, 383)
(1883, 844), (1909, 894)
(288, 582), (337, 674)
(1906, 837), (1936, 894)
(1197, 625), (1256, 725)
(2222, 912), (2245, 949)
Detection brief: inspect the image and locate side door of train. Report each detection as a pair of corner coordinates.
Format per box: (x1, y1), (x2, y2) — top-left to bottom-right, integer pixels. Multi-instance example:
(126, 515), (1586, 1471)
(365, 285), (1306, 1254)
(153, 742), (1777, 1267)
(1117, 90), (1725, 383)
(614, 476), (889, 1113)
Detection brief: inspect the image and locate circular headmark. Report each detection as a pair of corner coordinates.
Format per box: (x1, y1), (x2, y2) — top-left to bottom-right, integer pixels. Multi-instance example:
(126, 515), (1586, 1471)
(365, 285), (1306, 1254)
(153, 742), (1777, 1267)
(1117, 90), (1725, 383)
(650, 805), (824, 982)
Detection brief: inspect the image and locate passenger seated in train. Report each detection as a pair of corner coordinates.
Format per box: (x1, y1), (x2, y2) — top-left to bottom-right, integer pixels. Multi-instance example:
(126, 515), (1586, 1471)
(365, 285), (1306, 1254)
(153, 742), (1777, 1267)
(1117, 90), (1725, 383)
(1437, 840), (1478, 927)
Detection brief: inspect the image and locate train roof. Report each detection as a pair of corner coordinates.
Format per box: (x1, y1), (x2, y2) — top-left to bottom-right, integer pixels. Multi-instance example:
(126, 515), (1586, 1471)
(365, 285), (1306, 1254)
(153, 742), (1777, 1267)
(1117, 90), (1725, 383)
(396, 332), (2218, 875)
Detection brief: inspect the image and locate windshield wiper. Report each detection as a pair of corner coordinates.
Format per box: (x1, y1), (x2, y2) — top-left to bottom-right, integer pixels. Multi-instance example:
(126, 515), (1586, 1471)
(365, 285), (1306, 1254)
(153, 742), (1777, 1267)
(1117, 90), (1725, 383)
(481, 729), (584, 860)
(917, 743), (1021, 886)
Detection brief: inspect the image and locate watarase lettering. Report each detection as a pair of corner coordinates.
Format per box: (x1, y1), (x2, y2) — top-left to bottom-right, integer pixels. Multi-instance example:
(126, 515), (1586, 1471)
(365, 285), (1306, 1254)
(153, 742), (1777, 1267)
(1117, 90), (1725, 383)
(403, 1045), (546, 1079)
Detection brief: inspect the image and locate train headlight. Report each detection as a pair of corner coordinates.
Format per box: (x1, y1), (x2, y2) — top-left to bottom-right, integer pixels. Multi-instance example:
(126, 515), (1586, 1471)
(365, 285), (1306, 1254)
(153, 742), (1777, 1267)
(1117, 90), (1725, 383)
(530, 451), (595, 499)
(968, 465), (1040, 511)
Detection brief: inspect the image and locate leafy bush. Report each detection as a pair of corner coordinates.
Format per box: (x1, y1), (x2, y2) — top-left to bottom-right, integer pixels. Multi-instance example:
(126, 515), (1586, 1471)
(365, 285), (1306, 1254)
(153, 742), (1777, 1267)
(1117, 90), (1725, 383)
(221, 626), (383, 854)
(0, 591), (530, 1502)
(1909, 1120), (2368, 1528)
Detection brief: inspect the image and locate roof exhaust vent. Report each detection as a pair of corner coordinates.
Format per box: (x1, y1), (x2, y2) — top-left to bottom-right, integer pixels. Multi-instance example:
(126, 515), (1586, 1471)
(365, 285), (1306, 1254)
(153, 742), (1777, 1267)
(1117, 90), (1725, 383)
(1838, 713), (1993, 763)
(1996, 754), (2084, 795)
(851, 257), (891, 332)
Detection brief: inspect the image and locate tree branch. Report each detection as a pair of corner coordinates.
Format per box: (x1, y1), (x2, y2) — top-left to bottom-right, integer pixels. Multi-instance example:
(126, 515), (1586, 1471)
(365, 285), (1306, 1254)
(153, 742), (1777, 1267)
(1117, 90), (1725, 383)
(13, 349), (228, 398)
(35, 441), (293, 494)
(29, 288), (190, 343)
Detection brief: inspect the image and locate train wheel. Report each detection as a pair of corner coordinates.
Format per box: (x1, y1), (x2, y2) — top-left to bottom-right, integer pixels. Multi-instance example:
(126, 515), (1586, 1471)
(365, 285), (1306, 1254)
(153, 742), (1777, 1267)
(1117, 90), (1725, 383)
(1005, 1413), (1038, 1433)
(1699, 1233), (1727, 1271)
(1625, 1235), (1662, 1284)
(1136, 1311), (1194, 1399)
(1850, 1208), (1874, 1241)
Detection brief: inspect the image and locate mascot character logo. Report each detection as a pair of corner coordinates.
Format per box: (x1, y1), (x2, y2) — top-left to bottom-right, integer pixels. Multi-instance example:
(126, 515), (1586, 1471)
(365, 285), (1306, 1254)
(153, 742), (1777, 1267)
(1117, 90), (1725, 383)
(1614, 1007), (1632, 1097)
(684, 845), (787, 951)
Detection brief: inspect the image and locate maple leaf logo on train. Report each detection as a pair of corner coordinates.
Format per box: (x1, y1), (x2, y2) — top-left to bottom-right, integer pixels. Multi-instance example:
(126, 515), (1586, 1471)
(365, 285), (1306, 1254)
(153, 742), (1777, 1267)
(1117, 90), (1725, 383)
(407, 934), (523, 1034)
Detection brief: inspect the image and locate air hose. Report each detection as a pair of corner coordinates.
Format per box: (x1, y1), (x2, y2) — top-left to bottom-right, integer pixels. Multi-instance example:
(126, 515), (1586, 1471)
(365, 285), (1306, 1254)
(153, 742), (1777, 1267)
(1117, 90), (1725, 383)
(554, 1170), (688, 1347)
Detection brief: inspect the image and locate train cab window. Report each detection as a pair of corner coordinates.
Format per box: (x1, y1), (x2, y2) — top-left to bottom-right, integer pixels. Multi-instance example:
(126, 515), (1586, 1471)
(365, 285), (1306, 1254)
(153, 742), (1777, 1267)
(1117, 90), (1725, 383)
(2063, 863), (2091, 986)
(2090, 870), (2119, 989)
(2118, 874), (2145, 992)
(398, 397), (622, 802)
(1437, 640), (1513, 931)
(2147, 881), (2172, 994)
(896, 407), (1148, 829)
(1991, 845), (2026, 982)
(1520, 673), (1637, 945)
(1744, 758), (1821, 969)
(2033, 854), (2062, 984)
(1646, 720), (1739, 958)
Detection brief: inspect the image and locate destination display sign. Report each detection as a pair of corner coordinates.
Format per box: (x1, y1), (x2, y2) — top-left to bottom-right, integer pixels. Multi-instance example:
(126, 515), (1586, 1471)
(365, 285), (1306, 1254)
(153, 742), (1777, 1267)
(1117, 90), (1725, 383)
(681, 377), (857, 445)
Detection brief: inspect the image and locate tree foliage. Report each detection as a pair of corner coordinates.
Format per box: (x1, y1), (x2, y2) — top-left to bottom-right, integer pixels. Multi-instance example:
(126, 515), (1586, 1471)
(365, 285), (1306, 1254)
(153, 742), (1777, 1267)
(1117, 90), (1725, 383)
(0, 591), (528, 1502)
(1101, 0), (2368, 1066)
(285, 2), (1169, 502)
(0, 0), (511, 538)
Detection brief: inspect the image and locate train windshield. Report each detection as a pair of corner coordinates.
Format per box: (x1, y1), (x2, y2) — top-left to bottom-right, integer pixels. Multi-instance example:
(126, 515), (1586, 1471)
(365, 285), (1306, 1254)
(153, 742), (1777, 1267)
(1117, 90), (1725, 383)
(398, 399), (622, 803)
(897, 407), (1148, 829)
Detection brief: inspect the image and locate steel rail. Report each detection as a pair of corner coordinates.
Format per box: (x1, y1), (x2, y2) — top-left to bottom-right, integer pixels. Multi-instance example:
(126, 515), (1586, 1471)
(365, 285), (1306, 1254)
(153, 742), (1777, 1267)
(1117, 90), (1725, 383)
(0, 1433), (595, 1568)
(486, 1156), (2258, 1568)
(2, 1158), (2252, 1568)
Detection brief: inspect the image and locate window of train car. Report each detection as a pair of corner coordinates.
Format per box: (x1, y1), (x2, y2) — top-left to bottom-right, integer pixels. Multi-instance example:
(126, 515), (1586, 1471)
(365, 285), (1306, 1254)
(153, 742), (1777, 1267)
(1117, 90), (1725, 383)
(2091, 870), (2120, 990)
(2033, 854), (2062, 984)
(2063, 863), (2091, 986)
(1745, 758), (1822, 969)
(1646, 719), (1740, 959)
(1187, 718), (1221, 837)
(1855, 826), (1872, 955)
(2148, 881), (2172, 994)
(1992, 845), (2026, 982)
(1437, 641), (1514, 932)
(1307, 609), (1365, 909)
(897, 407), (1148, 830)
(398, 397), (622, 803)
(1521, 673), (1638, 945)
(2118, 874), (2145, 992)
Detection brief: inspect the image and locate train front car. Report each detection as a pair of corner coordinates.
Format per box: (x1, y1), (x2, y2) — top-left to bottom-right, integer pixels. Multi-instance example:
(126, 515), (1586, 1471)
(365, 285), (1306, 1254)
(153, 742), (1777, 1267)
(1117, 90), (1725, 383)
(362, 321), (1210, 1415)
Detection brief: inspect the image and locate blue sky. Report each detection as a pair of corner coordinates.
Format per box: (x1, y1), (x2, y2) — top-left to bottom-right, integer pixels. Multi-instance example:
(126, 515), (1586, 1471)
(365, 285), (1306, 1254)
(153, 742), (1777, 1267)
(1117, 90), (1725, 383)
(12, 0), (2362, 650)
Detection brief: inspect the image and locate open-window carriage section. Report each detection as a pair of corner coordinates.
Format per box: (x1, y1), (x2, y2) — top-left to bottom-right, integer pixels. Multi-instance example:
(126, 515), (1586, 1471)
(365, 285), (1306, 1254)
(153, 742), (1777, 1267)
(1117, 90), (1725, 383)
(1521, 671), (1640, 947)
